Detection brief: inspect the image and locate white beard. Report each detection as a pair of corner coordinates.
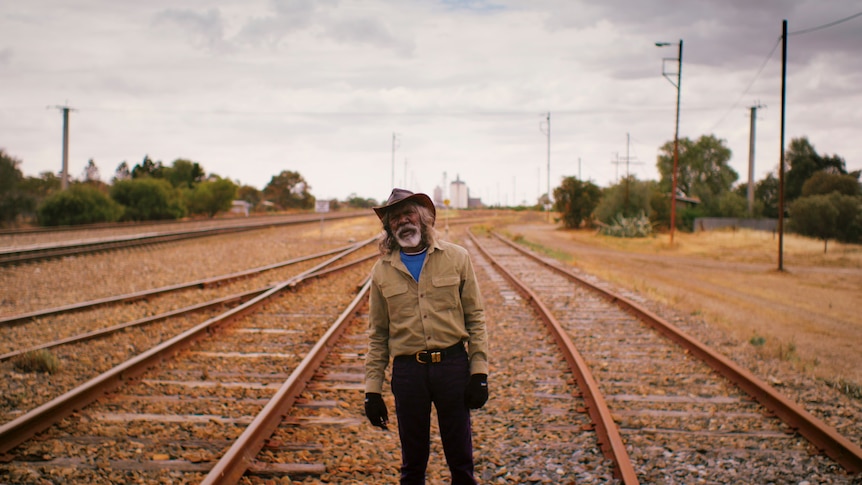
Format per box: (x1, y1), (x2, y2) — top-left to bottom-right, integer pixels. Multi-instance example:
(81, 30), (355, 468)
(395, 224), (422, 249)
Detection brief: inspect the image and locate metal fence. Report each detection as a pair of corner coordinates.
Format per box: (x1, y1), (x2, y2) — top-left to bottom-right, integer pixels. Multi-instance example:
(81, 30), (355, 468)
(693, 218), (779, 233)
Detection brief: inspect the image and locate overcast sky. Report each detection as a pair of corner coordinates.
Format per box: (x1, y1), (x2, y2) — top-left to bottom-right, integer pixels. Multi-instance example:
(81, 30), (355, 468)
(2, 1), (860, 205)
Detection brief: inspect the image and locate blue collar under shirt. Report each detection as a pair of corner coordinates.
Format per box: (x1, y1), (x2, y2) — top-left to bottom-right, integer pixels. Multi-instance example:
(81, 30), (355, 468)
(400, 248), (428, 281)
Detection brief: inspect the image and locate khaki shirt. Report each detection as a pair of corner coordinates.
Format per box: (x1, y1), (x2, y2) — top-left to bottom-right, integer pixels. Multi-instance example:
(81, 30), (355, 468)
(365, 239), (488, 393)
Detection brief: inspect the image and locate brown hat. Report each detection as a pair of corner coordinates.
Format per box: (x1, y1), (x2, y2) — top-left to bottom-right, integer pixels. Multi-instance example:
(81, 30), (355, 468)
(373, 188), (436, 222)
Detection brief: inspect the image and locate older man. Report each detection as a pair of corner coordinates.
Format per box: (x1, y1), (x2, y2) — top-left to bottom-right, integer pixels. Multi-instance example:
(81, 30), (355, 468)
(364, 188), (489, 485)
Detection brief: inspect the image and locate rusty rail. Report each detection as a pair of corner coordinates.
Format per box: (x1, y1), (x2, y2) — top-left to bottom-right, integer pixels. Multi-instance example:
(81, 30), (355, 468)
(468, 231), (640, 484)
(492, 231), (862, 474)
(0, 244), (373, 455)
(201, 278), (371, 484)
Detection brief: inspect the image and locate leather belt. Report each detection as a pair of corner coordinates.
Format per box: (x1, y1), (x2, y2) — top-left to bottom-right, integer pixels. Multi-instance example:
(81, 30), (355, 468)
(399, 342), (465, 364)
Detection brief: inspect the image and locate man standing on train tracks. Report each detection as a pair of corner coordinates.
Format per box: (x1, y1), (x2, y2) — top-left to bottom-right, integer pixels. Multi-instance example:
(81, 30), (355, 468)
(364, 188), (489, 485)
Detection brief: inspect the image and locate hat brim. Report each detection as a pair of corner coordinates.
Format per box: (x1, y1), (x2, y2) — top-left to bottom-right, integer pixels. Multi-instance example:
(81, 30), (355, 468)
(373, 193), (436, 222)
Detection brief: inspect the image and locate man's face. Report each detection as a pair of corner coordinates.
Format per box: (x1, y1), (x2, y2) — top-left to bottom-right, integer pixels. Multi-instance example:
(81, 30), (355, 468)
(387, 203), (423, 250)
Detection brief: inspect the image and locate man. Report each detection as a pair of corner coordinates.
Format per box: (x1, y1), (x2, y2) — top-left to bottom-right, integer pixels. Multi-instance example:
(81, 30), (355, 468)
(364, 188), (489, 485)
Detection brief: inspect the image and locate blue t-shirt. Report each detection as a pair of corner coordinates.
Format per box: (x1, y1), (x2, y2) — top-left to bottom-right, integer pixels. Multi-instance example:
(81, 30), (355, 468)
(400, 249), (427, 281)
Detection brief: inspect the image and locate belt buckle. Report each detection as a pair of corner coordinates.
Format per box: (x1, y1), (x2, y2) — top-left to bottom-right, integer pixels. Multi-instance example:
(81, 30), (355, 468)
(415, 350), (442, 364)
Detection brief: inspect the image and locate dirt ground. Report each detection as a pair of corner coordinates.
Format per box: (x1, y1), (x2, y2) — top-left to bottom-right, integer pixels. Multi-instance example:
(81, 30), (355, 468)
(481, 213), (862, 390)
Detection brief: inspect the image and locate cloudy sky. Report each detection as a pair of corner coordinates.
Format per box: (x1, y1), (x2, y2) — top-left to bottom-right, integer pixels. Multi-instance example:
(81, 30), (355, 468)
(2, 1), (860, 205)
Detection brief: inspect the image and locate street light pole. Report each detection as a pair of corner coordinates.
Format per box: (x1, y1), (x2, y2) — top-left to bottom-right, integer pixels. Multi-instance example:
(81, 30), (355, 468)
(657, 39), (683, 245)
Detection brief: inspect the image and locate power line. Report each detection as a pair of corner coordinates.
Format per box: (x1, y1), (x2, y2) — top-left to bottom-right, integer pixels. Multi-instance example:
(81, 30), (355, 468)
(789, 10), (862, 36)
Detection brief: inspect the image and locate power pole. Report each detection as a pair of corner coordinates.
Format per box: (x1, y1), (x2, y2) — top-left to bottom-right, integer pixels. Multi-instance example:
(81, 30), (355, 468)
(52, 104), (75, 190)
(778, 21), (787, 271)
(747, 102), (765, 217)
(539, 112), (551, 222)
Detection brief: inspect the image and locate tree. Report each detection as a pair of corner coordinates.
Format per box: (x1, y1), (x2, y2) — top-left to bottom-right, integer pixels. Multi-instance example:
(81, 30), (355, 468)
(755, 173), (781, 218)
(0, 150), (36, 226)
(657, 134), (737, 217)
(82, 159), (101, 183)
(789, 194), (840, 252)
(114, 161), (131, 182)
(263, 170), (314, 209)
(801, 171), (860, 197)
(593, 176), (657, 225)
(110, 178), (186, 221)
(553, 176), (602, 229)
(37, 184), (124, 226)
(785, 137), (847, 201)
(344, 193), (377, 209)
(131, 155), (164, 179)
(164, 159), (205, 188)
(185, 178), (237, 218)
(236, 184), (263, 208)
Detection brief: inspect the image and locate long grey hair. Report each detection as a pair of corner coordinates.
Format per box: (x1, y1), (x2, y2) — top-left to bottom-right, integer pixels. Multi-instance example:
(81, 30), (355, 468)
(378, 203), (438, 255)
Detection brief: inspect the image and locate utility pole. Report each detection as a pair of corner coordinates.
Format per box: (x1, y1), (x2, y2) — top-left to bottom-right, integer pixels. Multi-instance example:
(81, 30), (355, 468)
(747, 102), (765, 217)
(52, 104), (75, 190)
(539, 112), (551, 222)
(778, 21), (787, 271)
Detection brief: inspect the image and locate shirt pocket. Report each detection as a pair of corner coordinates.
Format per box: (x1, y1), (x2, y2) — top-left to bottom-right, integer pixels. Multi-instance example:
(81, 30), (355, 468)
(381, 282), (414, 319)
(430, 275), (461, 311)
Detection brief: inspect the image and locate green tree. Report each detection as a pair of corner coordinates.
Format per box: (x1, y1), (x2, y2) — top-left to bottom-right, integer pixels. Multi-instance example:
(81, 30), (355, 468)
(131, 155), (164, 179)
(553, 176), (602, 229)
(801, 171), (860, 197)
(113, 161), (131, 182)
(344, 193), (377, 209)
(164, 159), (205, 188)
(263, 170), (314, 209)
(657, 134), (737, 218)
(789, 192), (861, 251)
(785, 137), (847, 201)
(185, 178), (238, 218)
(110, 178), (186, 221)
(594, 176), (657, 224)
(717, 191), (749, 218)
(37, 184), (123, 226)
(236, 184), (263, 208)
(0, 150), (36, 226)
(755, 173), (781, 218)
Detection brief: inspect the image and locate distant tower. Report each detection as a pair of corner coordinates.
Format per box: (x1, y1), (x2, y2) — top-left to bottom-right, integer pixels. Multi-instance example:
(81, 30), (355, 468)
(450, 175), (468, 209)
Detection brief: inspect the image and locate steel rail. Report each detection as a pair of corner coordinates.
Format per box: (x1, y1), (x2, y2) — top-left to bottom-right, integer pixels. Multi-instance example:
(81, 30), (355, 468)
(467, 231), (639, 484)
(0, 240), (373, 326)
(201, 278), (372, 484)
(492, 231), (862, 474)
(0, 244), (374, 455)
(0, 212), (367, 265)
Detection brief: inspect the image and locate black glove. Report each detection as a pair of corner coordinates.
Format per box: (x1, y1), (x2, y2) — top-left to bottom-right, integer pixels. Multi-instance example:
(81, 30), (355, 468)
(465, 373), (488, 409)
(364, 392), (388, 429)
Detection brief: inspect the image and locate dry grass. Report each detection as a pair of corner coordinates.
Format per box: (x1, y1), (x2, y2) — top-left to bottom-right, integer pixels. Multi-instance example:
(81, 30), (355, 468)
(505, 222), (862, 393)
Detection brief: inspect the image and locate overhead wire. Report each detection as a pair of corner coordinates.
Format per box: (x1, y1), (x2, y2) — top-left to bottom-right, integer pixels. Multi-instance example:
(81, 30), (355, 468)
(707, 9), (862, 132)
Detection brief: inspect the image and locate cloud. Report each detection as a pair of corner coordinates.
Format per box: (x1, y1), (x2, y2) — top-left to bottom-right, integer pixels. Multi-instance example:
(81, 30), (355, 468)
(152, 8), (229, 53)
(0, 47), (12, 66)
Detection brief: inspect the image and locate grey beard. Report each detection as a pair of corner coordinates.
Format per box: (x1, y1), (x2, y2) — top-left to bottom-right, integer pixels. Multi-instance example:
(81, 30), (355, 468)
(395, 223), (422, 248)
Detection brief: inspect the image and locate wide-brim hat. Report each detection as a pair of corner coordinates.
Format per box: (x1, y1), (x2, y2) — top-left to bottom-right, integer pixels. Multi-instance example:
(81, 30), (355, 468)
(373, 188), (436, 223)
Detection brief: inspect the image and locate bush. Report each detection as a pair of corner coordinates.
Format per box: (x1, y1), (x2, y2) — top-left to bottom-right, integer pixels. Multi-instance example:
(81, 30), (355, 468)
(185, 178), (237, 218)
(14, 349), (60, 374)
(110, 178), (186, 221)
(599, 212), (653, 238)
(37, 184), (123, 226)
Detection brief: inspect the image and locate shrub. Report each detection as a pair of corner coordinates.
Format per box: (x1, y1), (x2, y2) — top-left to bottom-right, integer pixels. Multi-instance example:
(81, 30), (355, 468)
(14, 349), (60, 374)
(37, 184), (123, 226)
(110, 177), (186, 221)
(599, 212), (653, 238)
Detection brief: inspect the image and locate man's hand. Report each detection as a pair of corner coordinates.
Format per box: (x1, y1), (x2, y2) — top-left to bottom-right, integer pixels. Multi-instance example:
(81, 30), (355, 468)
(364, 392), (389, 429)
(465, 373), (488, 409)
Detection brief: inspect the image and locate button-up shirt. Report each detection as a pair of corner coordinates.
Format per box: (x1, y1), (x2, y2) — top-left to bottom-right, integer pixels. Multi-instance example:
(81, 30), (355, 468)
(365, 239), (488, 393)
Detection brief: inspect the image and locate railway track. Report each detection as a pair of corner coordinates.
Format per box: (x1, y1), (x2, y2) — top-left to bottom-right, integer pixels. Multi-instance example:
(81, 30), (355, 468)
(0, 238), (378, 483)
(0, 213), (367, 266)
(469, 230), (862, 483)
(3, 220), (859, 483)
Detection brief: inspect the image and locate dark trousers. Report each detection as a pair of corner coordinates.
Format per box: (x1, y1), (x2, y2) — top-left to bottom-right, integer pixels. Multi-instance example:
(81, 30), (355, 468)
(392, 347), (476, 485)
